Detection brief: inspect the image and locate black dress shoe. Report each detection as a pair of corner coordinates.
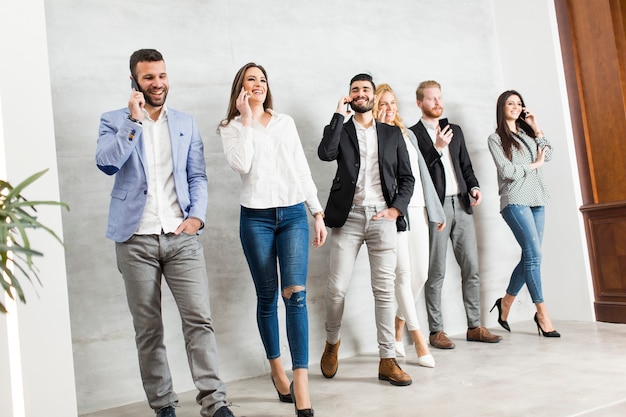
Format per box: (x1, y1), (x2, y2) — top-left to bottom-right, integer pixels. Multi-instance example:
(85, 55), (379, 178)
(490, 298), (511, 332)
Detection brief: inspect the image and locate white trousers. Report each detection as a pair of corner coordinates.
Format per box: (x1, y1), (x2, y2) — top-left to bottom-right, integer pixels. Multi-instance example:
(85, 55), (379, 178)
(395, 206), (430, 331)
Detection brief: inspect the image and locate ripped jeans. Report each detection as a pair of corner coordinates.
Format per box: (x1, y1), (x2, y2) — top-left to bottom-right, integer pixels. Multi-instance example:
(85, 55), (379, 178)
(240, 203), (310, 369)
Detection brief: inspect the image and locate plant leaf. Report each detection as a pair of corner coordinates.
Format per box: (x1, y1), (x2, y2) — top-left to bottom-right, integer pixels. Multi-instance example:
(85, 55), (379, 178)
(1, 168), (67, 313)
(2, 169), (49, 202)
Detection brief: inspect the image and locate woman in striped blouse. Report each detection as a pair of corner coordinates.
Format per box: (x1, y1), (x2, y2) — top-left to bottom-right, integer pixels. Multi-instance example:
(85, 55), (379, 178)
(487, 90), (560, 338)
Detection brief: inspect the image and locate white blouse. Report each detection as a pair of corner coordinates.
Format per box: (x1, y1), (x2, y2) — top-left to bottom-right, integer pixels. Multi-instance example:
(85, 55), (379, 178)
(220, 110), (323, 215)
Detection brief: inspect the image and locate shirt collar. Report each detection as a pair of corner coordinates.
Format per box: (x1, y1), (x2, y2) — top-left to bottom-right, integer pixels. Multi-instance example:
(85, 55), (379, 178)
(142, 104), (168, 122)
(354, 117), (375, 131)
(421, 118), (437, 131)
(234, 108), (275, 122)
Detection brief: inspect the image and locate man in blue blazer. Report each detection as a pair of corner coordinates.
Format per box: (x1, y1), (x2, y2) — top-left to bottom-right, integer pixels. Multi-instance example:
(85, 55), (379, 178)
(409, 80), (502, 350)
(318, 73), (414, 386)
(96, 49), (235, 417)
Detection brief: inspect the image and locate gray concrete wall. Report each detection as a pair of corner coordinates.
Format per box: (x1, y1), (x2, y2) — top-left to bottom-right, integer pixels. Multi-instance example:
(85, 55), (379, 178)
(41, 0), (593, 413)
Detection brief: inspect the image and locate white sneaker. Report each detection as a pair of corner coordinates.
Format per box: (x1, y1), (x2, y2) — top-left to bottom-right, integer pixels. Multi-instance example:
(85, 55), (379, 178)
(415, 354), (436, 368)
(395, 341), (406, 357)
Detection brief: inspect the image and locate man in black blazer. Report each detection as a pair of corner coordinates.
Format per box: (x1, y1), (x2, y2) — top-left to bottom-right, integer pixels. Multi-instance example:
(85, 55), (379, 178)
(318, 74), (414, 386)
(409, 80), (501, 349)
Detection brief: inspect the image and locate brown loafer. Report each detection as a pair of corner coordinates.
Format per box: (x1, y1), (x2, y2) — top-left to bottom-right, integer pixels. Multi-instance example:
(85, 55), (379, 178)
(429, 331), (456, 349)
(466, 326), (503, 343)
(378, 358), (412, 386)
(320, 340), (340, 378)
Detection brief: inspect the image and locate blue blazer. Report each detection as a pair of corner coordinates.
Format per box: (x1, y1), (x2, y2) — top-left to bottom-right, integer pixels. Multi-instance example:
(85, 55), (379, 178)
(96, 107), (208, 242)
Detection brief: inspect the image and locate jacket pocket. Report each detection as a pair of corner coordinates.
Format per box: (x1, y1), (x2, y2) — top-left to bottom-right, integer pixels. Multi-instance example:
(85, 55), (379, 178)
(111, 188), (128, 200)
(331, 176), (342, 191)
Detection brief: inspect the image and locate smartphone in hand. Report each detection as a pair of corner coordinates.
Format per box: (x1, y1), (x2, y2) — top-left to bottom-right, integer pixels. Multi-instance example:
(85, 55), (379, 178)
(438, 118), (449, 130)
(131, 77), (139, 91)
(519, 110), (526, 120)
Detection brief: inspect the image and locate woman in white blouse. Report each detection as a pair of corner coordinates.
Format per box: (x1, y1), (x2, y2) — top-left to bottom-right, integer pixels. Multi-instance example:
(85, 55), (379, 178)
(487, 90), (560, 338)
(219, 63), (326, 416)
(373, 84), (445, 367)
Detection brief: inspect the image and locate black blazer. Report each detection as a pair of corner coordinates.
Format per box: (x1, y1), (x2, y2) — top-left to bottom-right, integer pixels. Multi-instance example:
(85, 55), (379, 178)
(318, 113), (415, 230)
(408, 120), (479, 214)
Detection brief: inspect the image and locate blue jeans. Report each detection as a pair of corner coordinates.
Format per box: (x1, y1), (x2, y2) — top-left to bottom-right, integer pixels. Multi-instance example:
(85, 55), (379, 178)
(240, 203), (310, 369)
(501, 205), (545, 303)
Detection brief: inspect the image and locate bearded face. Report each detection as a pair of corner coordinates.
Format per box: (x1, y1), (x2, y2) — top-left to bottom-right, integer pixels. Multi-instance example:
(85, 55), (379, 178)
(134, 60), (169, 109)
(350, 98), (375, 113)
(418, 87), (444, 119)
(349, 80), (375, 113)
(421, 104), (443, 119)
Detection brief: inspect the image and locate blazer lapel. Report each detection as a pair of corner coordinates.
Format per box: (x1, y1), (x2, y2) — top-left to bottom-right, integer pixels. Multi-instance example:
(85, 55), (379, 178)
(375, 121), (386, 161)
(414, 120), (432, 149)
(406, 127), (419, 151)
(345, 117), (358, 149)
(167, 109), (183, 171)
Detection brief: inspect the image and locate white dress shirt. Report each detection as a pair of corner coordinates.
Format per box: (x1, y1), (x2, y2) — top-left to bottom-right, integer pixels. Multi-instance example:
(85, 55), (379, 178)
(136, 105), (185, 235)
(220, 110), (323, 215)
(353, 119), (386, 206)
(422, 118), (460, 196)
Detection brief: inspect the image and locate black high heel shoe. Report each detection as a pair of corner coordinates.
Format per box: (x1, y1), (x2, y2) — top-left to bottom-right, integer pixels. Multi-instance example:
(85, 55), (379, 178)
(271, 375), (293, 403)
(290, 382), (314, 417)
(490, 298), (511, 332)
(534, 313), (560, 337)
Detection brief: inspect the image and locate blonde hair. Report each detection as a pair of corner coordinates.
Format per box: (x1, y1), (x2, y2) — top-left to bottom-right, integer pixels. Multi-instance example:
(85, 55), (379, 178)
(374, 83), (407, 136)
(415, 80), (441, 101)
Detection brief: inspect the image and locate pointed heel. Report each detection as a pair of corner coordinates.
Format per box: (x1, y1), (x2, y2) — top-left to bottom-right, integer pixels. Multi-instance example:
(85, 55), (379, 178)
(271, 375), (293, 403)
(534, 313), (560, 337)
(290, 381), (314, 416)
(491, 298), (511, 332)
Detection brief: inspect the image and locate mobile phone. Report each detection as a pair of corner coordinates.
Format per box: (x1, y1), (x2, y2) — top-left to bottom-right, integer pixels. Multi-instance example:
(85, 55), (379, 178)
(519, 110), (526, 120)
(131, 77), (139, 91)
(438, 118), (449, 130)
(346, 102), (351, 112)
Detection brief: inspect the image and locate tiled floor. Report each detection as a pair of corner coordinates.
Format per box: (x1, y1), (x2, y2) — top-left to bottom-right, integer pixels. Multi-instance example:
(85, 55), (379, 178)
(82, 320), (626, 417)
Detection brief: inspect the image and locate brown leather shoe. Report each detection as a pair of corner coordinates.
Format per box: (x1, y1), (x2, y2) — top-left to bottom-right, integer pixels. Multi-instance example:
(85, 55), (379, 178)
(429, 331), (456, 349)
(378, 358), (412, 386)
(466, 326), (503, 343)
(320, 340), (340, 378)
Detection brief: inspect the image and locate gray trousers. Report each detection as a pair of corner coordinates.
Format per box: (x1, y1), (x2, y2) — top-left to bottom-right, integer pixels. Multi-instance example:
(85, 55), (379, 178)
(115, 233), (227, 417)
(425, 195), (481, 332)
(325, 205), (397, 358)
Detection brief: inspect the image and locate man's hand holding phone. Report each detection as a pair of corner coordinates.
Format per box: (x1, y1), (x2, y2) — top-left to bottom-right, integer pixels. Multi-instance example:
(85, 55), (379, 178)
(128, 77), (146, 122)
(435, 117), (453, 152)
(337, 96), (352, 117)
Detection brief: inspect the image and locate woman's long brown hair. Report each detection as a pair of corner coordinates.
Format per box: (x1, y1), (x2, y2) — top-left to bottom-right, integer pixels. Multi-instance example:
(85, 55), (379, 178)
(219, 62), (274, 128)
(495, 90), (535, 160)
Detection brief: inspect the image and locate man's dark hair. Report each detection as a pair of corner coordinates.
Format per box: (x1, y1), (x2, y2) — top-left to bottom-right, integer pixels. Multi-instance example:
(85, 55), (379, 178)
(350, 73), (375, 91)
(129, 49), (164, 78)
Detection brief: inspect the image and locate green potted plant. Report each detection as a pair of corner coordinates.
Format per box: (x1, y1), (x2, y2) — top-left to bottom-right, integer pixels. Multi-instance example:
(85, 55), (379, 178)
(1, 168), (69, 313)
